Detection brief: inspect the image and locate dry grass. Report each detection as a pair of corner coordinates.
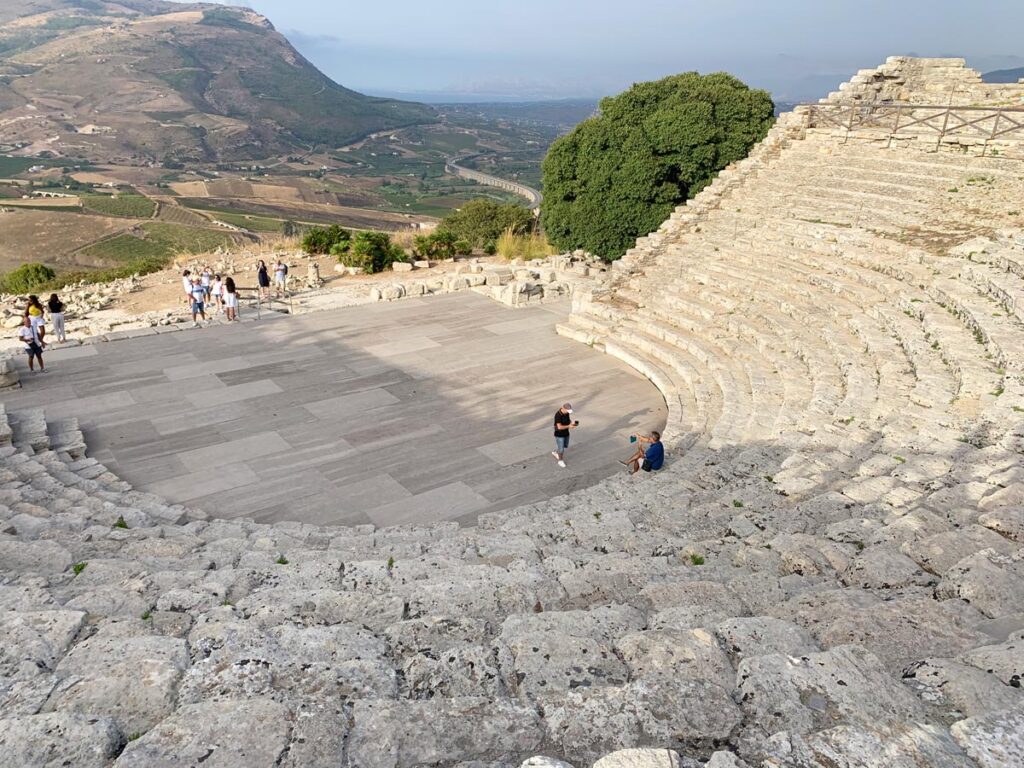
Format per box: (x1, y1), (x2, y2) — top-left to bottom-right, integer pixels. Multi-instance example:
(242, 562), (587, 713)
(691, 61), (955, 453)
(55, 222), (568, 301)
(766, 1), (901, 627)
(496, 228), (558, 261)
(2, 197), (82, 208)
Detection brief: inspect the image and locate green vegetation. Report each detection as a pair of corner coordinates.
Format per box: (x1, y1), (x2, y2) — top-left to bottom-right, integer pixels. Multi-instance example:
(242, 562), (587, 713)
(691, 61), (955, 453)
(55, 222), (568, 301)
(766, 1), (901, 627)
(57, 223), (237, 286)
(113, 516), (128, 529)
(200, 7), (260, 30)
(413, 230), (463, 260)
(72, 562), (87, 576)
(335, 231), (408, 274)
(386, 556), (395, 571)
(541, 72), (774, 259)
(42, 16), (103, 31)
(0, 263), (55, 293)
(437, 199), (535, 248)
(141, 610), (152, 621)
(302, 225), (351, 255)
(690, 554), (706, 566)
(276, 555), (289, 565)
(82, 194), (156, 218)
(732, 499), (744, 508)
(81, 222), (235, 264)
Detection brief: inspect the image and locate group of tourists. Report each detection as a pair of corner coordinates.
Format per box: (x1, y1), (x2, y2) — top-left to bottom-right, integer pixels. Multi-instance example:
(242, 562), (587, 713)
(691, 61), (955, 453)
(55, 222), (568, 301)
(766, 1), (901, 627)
(255, 258), (290, 300)
(17, 293), (67, 373)
(552, 401), (665, 475)
(181, 267), (240, 327)
(182, 258), (290, 327)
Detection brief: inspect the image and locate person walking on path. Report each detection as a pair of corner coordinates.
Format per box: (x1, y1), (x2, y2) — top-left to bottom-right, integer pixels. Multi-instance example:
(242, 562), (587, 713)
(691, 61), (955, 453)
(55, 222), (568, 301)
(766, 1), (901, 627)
(274, 258), (288, 298)
(47, 293), (66, 343)
(551, 402), (578, 468)
(223, 277), (239, 321)
(256, 260), (270, 300)
(18, 316), (44, 373)
(619, 430), (665, 475)
(189, 277), (207, 327)
(24, 295), (46, 347)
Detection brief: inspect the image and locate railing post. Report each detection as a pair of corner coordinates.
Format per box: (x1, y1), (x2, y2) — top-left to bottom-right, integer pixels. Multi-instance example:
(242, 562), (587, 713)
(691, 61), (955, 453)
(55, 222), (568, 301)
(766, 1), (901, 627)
(984, 110), (1002, 157)
(937, 107), (952, 150)
(888, 107), (902, 148)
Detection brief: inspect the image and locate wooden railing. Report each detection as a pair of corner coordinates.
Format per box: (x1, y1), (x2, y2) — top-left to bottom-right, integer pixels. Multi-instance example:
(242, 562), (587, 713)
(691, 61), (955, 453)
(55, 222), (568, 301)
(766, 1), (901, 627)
(806, 103), (1024, 148)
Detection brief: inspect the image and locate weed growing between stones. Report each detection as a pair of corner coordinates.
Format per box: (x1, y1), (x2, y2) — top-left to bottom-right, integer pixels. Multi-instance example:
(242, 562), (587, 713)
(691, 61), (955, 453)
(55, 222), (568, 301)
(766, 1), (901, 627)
(690, 554), (706, 566)
(114, 516), (128, 529)
(72, 562), (87, 575)
(276, 555), (289, 565)
(732, 500), (744, 508)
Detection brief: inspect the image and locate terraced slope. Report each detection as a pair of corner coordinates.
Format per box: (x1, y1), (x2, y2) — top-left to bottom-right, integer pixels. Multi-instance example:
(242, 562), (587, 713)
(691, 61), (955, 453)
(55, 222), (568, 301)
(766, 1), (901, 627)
(0, 0), (434, 162)
(1, 58), (1022, 767)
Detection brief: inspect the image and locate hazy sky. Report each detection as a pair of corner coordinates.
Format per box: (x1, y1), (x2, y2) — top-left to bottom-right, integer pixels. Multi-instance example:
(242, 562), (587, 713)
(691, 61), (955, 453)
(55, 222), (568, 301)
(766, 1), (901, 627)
(180, 0), (1024, 100)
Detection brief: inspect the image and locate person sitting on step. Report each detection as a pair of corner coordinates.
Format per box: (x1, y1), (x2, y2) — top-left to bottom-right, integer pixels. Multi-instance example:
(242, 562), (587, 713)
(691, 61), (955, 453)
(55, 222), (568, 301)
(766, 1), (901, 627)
(620, 430), (664, 475)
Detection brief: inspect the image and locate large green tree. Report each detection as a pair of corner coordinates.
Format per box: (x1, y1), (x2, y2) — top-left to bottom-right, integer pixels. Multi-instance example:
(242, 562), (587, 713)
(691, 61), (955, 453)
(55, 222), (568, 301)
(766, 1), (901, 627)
(439, 199), (535, 249)
(541, 72), (774, 260)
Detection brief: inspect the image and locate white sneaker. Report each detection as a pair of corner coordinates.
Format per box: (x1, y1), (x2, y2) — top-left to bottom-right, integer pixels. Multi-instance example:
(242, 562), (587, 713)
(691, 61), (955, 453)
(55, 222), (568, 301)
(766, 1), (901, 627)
(558, 460), (566, 468)
(551, 451), (559, 459)
(192, 322), (199, 328)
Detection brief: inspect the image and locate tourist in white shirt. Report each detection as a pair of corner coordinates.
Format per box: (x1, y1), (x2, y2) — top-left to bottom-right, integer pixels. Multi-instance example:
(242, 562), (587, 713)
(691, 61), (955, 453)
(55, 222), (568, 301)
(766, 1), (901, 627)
(18, 316), (44, 372)
(211, 274), (224, 313)
(181, 270), (193, 307)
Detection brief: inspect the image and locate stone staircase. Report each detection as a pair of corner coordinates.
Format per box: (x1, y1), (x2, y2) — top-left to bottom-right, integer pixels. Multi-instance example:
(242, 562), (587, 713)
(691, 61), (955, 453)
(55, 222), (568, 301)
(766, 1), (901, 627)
(2, 57), (1024, 767)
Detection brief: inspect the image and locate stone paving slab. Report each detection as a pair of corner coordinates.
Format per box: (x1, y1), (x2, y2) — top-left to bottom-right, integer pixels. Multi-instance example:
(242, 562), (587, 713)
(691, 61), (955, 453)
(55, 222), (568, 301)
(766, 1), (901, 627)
(3, 293), (666, 527)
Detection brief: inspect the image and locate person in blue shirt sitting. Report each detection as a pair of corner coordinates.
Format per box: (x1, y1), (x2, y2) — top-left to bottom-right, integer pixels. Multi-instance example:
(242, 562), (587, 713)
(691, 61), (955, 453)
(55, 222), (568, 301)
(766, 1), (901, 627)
(620, 430), (665, 475)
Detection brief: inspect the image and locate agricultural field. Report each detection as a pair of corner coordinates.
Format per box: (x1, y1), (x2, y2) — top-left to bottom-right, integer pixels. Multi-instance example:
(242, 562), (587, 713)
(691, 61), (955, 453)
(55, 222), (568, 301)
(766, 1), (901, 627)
(81, 194), (157, 218)
(79, 222), (242, 266)
(0, 208), (135, 273)
(0, 101), (581, 279)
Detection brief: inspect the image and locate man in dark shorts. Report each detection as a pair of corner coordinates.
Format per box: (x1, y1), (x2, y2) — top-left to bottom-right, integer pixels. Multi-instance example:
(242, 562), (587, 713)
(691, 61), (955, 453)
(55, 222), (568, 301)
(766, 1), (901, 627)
(620, 430), (664, 475)
(551, 402), (577, 468)
(18, 316), (45, 372)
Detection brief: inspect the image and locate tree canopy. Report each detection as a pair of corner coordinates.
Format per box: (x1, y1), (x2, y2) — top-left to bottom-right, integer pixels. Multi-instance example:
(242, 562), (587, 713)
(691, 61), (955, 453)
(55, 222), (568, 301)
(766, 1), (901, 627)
(540, 72), (774, 260)
(438, 199), (535, 249)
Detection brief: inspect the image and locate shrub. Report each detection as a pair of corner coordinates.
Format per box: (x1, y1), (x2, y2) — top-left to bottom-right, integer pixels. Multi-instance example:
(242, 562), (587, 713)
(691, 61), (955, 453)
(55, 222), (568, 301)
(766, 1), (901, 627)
(413, 230), (458, 260)
(438, 199), (536, 247)
(302, 225), (351, 255)
(337, 231), (407, 274)
(541, 71), (774, 259)
(454, 239), (473, 256)
(0, 263), (56, 294)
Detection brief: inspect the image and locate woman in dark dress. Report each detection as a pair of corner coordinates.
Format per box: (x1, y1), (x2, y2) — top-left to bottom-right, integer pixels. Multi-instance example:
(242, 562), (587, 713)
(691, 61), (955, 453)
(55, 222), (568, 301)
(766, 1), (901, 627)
(256, 259), (270, 299)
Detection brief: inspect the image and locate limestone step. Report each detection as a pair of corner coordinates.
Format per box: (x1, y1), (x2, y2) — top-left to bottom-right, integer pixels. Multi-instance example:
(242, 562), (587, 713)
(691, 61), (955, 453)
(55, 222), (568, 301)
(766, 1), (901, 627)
(8, 407), (49, 454)
(47, 417), (87, 461)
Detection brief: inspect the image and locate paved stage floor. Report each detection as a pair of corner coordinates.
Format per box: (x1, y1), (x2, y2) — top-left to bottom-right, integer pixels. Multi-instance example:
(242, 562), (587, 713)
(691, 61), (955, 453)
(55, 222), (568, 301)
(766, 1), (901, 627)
(4, 293), (666, 527)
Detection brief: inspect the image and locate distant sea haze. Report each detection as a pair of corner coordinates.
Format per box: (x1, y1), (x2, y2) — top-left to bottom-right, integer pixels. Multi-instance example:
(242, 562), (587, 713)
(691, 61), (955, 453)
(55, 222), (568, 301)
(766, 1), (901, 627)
(364, 90), (606, 104)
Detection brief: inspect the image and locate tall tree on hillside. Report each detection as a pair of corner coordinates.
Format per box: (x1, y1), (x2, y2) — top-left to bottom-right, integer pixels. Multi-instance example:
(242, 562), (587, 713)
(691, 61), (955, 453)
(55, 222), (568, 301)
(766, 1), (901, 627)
(541, 72), (774, 260)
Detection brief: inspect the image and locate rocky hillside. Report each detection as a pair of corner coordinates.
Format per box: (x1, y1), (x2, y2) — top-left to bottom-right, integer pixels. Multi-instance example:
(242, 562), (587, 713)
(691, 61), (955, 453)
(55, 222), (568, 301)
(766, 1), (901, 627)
(0, 0), (435, 163)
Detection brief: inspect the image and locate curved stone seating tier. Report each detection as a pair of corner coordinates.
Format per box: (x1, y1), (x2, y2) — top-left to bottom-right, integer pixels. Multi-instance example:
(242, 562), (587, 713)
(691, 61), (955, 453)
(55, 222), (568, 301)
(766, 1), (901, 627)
(4, 58), (1024, 767)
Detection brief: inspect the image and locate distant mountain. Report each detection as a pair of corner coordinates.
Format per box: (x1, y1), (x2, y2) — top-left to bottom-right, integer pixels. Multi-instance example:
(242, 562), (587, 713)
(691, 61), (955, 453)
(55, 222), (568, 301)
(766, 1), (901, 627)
(0, 0), (434, 163)
(983, 67), (1024, 84)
